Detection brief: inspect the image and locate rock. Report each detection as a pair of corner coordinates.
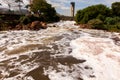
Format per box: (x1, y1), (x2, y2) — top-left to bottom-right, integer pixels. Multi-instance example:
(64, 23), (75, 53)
(30, 21), (47, 30)
(112, 37), (120, 42)
(15, 24), (23, 30)
(23, 24), (31, 30)
(79, 24), (91, 29)
(15, 21), (47, 30)
(40, 22), (47, 29)
(53, 25), (57, 27)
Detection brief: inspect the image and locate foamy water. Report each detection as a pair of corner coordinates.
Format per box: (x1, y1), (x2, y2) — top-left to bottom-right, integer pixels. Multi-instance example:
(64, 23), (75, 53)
(0, 21), (120, 80)
(70, 36), (120, 80)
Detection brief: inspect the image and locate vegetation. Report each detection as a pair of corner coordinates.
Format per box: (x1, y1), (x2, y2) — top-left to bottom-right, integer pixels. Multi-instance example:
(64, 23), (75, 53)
(30, 0), (59, 22)
(0, 14), (20, 30)
(0, 0), (60, 30)
(19, 15), (39, 25)
(75, 2), (120, 32)
(112, 2), (120, 16)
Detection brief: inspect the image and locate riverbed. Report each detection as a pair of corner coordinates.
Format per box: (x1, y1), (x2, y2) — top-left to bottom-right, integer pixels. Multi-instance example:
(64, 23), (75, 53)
(0, 21), (120, 80)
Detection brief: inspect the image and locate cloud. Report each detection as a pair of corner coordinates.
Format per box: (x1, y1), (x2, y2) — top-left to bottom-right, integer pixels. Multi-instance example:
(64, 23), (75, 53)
(47, 0), (120, 16)
(104, 0), (120, 6)
(1, 0), (120, 16)
(47, 0), (70, 10)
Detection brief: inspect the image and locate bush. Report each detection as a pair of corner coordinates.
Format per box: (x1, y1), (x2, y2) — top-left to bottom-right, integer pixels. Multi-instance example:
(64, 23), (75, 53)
(75, 4), (111, 24)
(88, 19), (103, 25)
(75, 10), (83, 23)
(112, 2), (120, 16)
(96, 14), (105, 21)
(87, 19), (108, 30)
(104, 17), (120, 25)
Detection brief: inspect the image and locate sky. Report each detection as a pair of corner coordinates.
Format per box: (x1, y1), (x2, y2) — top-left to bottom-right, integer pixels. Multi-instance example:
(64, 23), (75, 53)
(0, 0), (120, 16)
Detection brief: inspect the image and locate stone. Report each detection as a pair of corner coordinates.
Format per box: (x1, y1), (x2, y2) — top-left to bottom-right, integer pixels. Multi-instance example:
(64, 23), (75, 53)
(30, 21), (47, 30)
(79, 24), (91, 29)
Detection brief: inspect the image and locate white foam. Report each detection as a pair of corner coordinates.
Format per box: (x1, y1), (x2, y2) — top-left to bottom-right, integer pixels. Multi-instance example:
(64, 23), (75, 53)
(1, 21), (120, 80)
(70, 36), (120, 80)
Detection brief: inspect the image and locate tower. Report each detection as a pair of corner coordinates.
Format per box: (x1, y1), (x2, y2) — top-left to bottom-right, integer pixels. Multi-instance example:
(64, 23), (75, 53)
(70, 2), (75, 17)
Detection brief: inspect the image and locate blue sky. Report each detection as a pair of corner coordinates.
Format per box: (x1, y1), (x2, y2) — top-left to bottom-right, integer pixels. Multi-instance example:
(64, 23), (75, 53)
(47, 0), (120, 16)
(0, 0), (120, 16)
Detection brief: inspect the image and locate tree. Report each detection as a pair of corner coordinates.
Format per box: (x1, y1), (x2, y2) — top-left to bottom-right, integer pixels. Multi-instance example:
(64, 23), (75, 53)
(75, 10), (83, 23)
(75, 4), (111, 24)
(112, 2), (120, 16)
(30, 0), (59, 22)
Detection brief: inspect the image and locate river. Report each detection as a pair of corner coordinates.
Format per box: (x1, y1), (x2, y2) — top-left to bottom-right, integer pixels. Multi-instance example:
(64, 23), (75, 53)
(0, 21), (120, 80)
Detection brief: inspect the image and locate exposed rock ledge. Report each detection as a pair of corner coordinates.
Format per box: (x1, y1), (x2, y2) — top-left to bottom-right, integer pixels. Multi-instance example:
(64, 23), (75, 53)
(15, 21), (47, 30)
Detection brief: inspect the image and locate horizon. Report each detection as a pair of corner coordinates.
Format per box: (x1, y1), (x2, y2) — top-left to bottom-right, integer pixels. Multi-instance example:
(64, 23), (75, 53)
(0, 0), (120, 16)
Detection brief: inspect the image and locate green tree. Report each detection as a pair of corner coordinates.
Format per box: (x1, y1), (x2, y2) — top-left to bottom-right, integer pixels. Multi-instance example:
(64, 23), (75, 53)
(75, 4), (111, 24)
(30, 0), (59, 22)
(96, 14), (105, 21)
(104, 17), (120, 25)
(87, 19), (107, 30)
(112, 2), (120, 16)
(75, 10), (83, 23)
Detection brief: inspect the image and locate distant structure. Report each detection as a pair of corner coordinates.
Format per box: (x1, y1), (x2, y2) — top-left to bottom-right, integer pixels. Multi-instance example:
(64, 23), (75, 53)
(70, 2), (75, 18)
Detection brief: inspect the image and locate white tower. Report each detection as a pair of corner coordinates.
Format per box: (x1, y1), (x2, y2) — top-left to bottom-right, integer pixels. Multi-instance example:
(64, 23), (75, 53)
(70, 2), (75, 17)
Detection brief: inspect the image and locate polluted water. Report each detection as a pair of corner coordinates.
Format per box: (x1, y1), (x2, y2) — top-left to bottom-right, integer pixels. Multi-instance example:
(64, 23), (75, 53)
(0, 21), (120, 80)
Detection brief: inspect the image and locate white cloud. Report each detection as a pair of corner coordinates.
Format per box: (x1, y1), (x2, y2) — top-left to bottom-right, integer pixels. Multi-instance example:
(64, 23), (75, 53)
(1, 0), (120, 16)
(104, 0), (120, 6)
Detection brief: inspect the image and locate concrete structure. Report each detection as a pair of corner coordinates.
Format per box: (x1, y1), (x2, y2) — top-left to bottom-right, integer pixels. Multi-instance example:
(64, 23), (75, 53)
(70, 2), (75, 17)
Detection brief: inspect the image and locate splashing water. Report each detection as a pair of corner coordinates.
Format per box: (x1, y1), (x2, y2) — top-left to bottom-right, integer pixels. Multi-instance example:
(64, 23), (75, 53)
(0, 21), (120, 80)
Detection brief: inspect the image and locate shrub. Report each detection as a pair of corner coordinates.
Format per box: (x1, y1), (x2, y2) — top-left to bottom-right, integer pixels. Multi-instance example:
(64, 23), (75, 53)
(112, 2), (120, 16)
(88, 19), (103, 25)
(75, 4), (111, 24)
(96, 14), (105, 21)
(87, 19), (108, 30)
(104, 17), (120, 25)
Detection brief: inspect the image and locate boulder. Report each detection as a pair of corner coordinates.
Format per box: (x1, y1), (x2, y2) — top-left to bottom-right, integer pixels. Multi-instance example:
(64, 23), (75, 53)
(40, 21), (47, 29)
(30, 21), (47, 30)
(15, 21), (47, 30)
(15, 23), (30, 30)
(15, 24), (23, 30)
(79, 24), (91, 29)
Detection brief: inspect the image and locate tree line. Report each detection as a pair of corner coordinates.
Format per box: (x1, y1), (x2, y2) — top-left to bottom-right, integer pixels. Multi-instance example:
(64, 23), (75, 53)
(75, 2), (120, 32)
